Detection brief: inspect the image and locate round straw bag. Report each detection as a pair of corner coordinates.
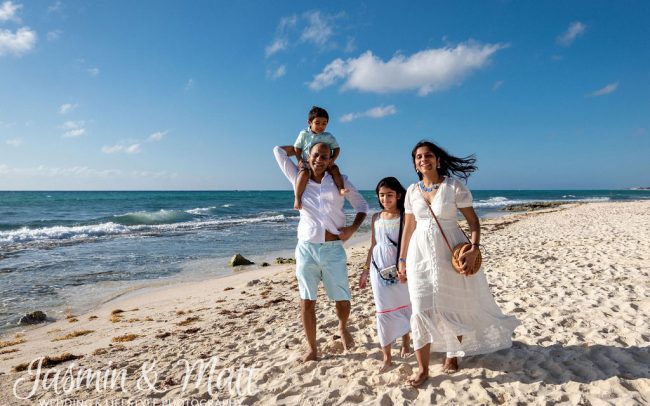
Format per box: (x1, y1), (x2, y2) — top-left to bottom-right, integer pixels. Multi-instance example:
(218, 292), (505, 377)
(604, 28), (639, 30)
(451, 242), (482, 275)
(419, 184), (482, 275)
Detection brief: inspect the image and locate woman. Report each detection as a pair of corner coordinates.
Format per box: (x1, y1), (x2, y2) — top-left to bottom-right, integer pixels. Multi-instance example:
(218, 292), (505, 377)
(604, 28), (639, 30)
(397, 140), (520, 387)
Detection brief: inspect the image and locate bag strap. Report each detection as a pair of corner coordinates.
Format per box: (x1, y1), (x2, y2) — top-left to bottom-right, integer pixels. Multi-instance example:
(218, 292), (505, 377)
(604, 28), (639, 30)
(418, 183), (454, 254)
(417, 183), (474, 254)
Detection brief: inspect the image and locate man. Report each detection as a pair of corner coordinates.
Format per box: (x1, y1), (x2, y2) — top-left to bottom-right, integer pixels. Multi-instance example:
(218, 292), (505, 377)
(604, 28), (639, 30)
(273, 143), (368, 362)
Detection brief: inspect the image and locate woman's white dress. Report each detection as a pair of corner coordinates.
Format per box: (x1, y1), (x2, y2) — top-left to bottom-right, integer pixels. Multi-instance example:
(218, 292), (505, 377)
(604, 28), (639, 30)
(405, 178), (520, 355)
(370, 216), (412, 347)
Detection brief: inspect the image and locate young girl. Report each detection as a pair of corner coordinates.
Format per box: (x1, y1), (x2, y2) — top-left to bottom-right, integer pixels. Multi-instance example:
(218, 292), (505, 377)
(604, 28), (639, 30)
(360, 177), (412, 372)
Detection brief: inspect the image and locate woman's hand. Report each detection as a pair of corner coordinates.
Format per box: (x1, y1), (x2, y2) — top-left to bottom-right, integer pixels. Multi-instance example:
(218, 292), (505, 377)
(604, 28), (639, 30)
(458, 246), (479, 275)
(359, 270), (369, 289)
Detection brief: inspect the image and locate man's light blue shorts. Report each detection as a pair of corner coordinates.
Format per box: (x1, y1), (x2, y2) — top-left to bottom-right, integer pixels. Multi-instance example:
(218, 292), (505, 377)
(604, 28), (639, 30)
(295, 240), (351, 301)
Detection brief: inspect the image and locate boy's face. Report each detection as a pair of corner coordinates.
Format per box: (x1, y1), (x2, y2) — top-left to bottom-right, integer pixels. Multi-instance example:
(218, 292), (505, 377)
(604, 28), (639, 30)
(308, 117), (328, 134)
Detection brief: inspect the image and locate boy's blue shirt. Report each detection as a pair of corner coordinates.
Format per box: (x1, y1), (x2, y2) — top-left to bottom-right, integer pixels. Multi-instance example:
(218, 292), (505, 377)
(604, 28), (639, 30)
(293, 128), (340, 160)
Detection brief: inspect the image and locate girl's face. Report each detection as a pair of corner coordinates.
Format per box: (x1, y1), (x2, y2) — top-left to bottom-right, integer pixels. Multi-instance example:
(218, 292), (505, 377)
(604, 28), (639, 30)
(378, 186), (400, 210)
(414, 146), (439, 174)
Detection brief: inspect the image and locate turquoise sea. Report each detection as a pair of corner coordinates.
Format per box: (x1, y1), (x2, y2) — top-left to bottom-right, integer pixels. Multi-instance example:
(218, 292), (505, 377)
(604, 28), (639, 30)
(1, 189), (649, 333)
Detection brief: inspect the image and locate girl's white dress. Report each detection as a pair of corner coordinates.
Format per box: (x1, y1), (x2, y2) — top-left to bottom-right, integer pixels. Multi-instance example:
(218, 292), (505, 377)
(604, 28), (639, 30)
(370, 216), (412, 347)
(405, 178), (520, 355)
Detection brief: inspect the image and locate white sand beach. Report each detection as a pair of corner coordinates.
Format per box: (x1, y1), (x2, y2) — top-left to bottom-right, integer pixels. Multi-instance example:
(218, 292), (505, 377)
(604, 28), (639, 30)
(1, 201), (649, 405)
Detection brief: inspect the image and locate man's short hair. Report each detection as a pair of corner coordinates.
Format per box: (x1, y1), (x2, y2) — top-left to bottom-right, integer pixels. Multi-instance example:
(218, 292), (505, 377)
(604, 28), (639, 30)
(309, 142), (332, 158)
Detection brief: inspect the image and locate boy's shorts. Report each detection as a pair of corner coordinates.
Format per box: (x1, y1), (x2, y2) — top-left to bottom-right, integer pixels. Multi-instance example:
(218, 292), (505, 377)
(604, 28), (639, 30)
(295, 240), (351, 301)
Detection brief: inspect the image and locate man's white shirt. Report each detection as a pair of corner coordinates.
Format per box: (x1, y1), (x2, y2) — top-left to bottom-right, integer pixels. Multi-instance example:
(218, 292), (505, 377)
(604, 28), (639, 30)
(273, 146), (369, 243)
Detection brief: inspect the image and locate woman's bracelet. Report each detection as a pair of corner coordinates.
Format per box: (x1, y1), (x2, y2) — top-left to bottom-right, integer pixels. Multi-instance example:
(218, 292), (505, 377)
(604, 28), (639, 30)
(398, 258), (406, 263)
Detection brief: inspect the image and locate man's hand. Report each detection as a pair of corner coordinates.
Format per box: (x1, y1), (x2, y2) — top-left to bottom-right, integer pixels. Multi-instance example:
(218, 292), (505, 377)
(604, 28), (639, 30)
(337, 225), (357, 241)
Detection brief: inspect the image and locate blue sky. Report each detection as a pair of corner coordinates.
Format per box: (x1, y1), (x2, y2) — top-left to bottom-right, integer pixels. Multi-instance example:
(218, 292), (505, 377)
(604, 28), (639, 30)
(0, 1), (648, 190)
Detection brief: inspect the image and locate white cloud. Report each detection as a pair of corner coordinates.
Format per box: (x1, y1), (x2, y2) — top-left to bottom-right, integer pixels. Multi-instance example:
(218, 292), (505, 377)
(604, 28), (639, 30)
(184, 78), (194, 90)
(101, 143), (141, 154)
(340, 105), (397, 123)
(0, 27), (37, 56)
(47, 1), (62, 13)
(103, 130), (166, 155)
(87, 67), (99, 76)
(63, 128), (85, 138)
(0, 164), (177, 180)
(310, 41), (507, 95)
(300, 11), (333, 47)
(6, 137), (22, 146)
(265, 38), (288, 57)
(492, 80), (504, 91)
(557, 22), (586, 46)
(46, 29), (61, 41)
(344, 37), (356, 53)
(61, 120), (86, 138)
(588, 81), (619, 97)
(0, 1), (21, 22)
(266, 64), (286, 80)
(265, 14), (297, 57)
(58, 103), (78, 114)
(147, 131), (166, 142)
(265, 11), (345, 57)
(125, 144), (141, 154)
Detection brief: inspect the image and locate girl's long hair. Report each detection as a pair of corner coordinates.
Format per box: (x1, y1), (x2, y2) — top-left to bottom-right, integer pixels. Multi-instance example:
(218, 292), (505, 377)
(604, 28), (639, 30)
(375, 177), (407, 213)
(411, 140), (477, 181)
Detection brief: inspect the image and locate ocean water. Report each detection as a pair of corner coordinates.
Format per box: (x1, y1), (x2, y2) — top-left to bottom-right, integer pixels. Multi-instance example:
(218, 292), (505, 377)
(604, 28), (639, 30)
(1, 189), (648, 333)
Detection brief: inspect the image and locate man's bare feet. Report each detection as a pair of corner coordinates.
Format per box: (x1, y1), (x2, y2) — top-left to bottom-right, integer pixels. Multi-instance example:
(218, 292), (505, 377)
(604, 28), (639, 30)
(339, 188), (350, 196)
(301, 350), (318, 363)
(379, 361), (392, 373)
(294, 197), (302, 210)
(442, 357), (459, 373)
(400, 346), (412, 358)
(407, 369), (429, 388)
(341, 329), (354, 350)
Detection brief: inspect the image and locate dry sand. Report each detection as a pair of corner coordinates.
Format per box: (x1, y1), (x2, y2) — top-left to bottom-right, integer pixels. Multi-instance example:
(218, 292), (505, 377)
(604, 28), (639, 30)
(0, 201), (649, 405)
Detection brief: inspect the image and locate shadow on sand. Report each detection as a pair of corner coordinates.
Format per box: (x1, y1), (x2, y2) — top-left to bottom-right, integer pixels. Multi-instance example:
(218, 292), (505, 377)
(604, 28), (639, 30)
(460, 341), (650, 385)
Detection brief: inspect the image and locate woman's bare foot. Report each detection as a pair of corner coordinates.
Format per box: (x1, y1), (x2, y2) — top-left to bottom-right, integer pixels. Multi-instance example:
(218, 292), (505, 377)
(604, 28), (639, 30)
(407, 369), (429, 388)
(442, 357), (459, 373)
(301, 350), (318, 363)
(294, 197), (302, 210)
(400, 346), (412, 358)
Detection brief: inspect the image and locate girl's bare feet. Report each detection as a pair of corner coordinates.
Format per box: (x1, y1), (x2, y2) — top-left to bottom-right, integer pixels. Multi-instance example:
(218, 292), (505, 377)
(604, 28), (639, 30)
(400, 333), (412, 357)
(442, 357), (459, 373)
(379, 361), (392, 373)
(380, 344), (392, 373)
(407, 369), (429, 388)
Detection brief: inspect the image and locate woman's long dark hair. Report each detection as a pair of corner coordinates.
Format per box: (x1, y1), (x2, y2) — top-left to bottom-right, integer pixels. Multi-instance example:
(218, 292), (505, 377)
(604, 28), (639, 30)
(411, 140), (477, 181)
(375, 177), (407, 213)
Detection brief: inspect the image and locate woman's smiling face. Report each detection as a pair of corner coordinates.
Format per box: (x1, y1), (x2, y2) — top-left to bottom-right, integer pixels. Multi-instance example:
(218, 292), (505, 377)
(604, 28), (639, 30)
(414, 146), (438, 174)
